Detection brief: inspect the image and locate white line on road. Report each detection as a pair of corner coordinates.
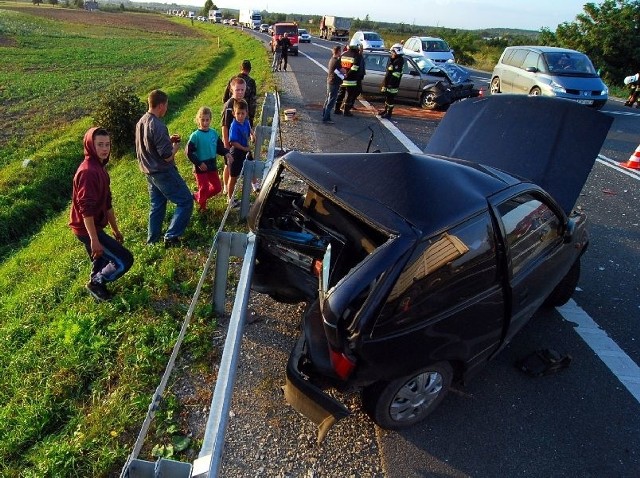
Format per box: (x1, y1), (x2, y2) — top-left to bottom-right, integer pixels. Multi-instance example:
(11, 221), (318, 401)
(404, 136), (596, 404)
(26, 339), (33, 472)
(597, 154), (640, 179)
(558, 299), (640, 403)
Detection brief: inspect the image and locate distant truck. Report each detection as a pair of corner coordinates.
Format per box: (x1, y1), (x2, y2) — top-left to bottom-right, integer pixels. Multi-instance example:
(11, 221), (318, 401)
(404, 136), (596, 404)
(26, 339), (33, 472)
(320, 16), (352, 41)
(239, 9), (262, 29)
(208, 9), (222, 23)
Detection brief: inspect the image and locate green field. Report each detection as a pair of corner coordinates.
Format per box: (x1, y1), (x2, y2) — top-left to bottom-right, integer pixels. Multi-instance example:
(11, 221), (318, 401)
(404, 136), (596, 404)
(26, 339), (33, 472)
(0, 4), (271, 476)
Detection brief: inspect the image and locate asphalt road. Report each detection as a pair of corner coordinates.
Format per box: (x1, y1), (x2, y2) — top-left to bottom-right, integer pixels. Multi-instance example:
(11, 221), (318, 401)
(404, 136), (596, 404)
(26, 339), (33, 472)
(246, 28), (640, 477)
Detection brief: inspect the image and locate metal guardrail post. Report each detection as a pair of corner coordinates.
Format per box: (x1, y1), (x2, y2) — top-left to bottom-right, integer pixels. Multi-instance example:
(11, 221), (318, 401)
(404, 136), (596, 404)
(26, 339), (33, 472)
(192, 232), (256, 478)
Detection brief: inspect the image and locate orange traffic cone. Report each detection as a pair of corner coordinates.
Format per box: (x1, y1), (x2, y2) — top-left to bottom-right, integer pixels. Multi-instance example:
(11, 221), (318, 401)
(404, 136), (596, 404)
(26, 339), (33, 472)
(621, 144), (640, 170)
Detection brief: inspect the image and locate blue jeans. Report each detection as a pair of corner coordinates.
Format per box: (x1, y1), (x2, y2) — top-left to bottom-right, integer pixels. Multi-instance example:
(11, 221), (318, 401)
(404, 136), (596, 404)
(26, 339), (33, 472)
(322, 82), (341, 121)
(76, 230), (134, 285)
(145, 167), (194, 243)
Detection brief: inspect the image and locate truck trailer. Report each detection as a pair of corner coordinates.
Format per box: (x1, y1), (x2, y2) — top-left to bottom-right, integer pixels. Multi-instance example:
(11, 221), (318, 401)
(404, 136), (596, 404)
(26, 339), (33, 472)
(239, 9), (262, 29)
(320, 16), (352, 41)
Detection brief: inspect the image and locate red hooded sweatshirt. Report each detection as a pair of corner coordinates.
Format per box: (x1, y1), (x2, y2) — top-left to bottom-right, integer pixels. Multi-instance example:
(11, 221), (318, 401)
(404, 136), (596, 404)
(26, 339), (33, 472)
(69, 127), (113, 236)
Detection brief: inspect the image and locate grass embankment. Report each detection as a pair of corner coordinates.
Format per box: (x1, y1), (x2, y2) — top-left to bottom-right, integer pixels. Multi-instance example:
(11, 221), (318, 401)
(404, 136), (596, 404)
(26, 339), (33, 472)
(0, 5), (272, 476)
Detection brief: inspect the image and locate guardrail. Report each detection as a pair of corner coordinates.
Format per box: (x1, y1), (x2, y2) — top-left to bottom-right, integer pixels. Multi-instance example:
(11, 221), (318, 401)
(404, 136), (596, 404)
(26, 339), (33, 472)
(121, 92), (280, 478)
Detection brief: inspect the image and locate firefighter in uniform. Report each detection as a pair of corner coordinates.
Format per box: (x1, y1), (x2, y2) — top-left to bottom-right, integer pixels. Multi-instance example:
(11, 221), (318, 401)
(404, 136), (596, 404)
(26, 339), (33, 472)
(379, 43), (405, 119)
(334, 40), (362, 117)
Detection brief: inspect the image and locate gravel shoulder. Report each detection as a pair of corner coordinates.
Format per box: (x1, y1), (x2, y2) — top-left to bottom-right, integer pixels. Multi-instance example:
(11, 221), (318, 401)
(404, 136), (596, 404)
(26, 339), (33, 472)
(217, 71), (385, 477)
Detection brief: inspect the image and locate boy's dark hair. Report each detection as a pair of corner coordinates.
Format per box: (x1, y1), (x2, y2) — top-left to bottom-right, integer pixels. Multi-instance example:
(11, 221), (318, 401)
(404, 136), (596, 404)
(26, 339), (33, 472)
(93, 127), (110, 139)
(242, 59), (252, 71)
(233, 98), (249, 113)
(148, 89), (168, 108)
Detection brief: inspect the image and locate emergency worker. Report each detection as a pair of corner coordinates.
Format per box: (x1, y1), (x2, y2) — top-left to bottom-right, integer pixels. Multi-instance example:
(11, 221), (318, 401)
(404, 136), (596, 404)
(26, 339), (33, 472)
(379, 43), (404, 119)
(334, 40), (363, 117)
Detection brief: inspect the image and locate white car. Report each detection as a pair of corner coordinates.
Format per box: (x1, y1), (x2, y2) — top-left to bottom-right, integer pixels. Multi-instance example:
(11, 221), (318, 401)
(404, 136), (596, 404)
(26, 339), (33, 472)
(350, 30), (384, 50)
(260, 23), (269, 33)
(298, 28), (311, 43)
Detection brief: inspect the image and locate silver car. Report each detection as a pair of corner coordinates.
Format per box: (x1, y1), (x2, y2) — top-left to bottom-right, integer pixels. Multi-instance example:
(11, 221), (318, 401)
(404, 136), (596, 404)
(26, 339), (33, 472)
(361, 50), (479, 110)
(490, 46), (608, 109)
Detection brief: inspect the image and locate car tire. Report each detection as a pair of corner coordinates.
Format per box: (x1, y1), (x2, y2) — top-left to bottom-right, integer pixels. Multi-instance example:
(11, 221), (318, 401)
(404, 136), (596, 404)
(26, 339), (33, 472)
(421, 90), (440, 110)
(544, 259), (580, 307)
(529, 86), (542, 96)
(490, 77), (501, 94)
(361, 362), (453, 430)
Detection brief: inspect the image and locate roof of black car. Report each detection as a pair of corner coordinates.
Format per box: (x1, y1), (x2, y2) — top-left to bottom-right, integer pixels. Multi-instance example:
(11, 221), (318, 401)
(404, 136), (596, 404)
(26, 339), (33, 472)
(279, 151), (516, 236)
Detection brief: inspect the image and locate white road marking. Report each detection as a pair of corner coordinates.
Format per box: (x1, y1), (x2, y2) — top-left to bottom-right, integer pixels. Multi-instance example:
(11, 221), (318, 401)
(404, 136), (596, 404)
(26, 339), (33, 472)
(597, 154), (640, 179)
(300, 50), (422, 154)
(558, 299), (640, 403)
(300, 51), (640, 403)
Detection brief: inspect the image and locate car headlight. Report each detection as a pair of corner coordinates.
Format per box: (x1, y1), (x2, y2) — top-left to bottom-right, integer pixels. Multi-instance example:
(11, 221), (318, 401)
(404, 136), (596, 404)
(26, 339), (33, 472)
(549, 80), (566, 94)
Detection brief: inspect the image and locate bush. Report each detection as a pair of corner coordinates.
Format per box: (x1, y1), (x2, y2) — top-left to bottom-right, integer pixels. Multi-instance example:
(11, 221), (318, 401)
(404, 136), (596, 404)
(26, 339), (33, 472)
(93, 86), (145, 158)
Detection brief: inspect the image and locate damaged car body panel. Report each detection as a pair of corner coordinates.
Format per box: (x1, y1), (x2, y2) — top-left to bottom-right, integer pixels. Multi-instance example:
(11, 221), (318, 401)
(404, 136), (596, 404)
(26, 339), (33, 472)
(248, 96), (612, 438)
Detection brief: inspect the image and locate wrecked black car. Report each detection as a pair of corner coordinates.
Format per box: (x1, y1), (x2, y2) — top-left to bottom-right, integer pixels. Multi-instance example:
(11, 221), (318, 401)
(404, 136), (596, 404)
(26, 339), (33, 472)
(248, 96), (612, 440)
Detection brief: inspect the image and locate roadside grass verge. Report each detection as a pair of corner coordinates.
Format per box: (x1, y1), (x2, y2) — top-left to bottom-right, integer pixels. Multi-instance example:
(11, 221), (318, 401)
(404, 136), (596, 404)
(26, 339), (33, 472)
(0, 6), (274, 261)
(0, 8), (272, 476)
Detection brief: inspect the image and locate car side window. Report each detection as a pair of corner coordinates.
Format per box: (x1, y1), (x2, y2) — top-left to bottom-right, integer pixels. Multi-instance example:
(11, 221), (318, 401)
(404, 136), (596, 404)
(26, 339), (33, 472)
(522, 52), (539, 70)
(374, 212), (499, 334)
(403, 60), (415, 75)
(365, 55), (385, 72)
(496, 193), (563, 275)
(506, 49), (527, 67)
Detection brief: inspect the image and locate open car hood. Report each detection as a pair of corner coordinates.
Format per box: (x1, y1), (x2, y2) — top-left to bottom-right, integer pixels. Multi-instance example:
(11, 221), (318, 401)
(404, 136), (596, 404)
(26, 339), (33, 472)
(436, 63), (472, 85)
(424, 95), (613, 214)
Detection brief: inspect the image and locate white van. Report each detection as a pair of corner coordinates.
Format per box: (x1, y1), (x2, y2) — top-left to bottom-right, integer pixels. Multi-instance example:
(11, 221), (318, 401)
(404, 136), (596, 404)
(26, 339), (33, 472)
(403, 36), (455, 63)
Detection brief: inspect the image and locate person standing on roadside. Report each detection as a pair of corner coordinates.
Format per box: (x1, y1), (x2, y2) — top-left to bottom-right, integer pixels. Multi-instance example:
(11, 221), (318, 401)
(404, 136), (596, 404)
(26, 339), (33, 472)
(223, 59), (258, 126)
(186, 106), (232, 212)
(322, 46), (344, 124)
(70, 127), (134, 301)
(353, 44), (366, 109)
(227, 99), (255, 207)
(277, 32), (292, 71)
(135, 89), (193, 248)
(378, 43), (405, 119)
(221, 77), (247, 196)
(334, 40), (362, 117)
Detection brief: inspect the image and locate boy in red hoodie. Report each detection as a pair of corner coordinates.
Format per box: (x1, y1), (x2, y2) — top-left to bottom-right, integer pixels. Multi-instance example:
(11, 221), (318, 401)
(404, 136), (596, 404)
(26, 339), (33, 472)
(69, 127), (134, 301)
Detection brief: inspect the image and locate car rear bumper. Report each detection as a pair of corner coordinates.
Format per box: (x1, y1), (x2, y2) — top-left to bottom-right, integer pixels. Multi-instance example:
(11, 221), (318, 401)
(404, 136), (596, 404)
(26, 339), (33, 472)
(283, 332), (350, 443)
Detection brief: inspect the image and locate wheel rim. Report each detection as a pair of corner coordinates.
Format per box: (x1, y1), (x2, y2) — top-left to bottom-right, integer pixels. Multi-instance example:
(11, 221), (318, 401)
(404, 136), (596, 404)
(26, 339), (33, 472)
(389, 371), (443, 422)
(490, 78), (500, 94)
(530, 88), (541, 96)
(422, 92), (437, 108)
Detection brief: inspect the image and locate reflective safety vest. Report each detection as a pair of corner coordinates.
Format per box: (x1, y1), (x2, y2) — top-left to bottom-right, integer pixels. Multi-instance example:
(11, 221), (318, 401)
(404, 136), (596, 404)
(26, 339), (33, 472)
(383, 55), (404, 90)
(340, 48), (361, 87)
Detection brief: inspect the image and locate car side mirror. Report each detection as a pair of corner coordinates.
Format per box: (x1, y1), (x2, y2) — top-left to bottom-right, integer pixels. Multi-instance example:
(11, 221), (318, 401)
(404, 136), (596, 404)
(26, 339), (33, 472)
(564, 217), (576, 243)
(525, 66), (538, 73)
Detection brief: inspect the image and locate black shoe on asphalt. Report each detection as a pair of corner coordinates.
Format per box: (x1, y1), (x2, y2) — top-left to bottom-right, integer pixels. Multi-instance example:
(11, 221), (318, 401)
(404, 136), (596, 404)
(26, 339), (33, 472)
(164, 237), (182, 248)
(86, 281), (112, 302)
(343, 111), (353, 117)
(322, 119), (334, 124)
(334, 110), (342, 115)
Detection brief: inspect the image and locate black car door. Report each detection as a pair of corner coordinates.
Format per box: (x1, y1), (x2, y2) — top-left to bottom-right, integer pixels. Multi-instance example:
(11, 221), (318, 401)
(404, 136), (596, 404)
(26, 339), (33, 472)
(493, 190), (567, 343)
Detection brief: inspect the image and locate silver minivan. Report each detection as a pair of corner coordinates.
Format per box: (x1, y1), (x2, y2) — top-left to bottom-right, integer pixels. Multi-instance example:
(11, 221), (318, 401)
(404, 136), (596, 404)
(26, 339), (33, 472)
(490, 46), (608, 109)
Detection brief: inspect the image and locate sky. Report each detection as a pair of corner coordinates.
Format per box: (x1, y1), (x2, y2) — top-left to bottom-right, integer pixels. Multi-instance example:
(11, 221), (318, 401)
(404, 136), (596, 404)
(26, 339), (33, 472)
(170, 0), (590, 31)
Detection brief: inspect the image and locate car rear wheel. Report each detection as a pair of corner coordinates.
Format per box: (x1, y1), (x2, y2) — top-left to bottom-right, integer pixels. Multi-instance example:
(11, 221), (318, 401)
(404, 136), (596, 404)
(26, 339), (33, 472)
(529, 86), (542, 96)
(490, 77), (501, 94)
(421, 90), (440, 110)
(544, 259), (580, 307)
(361, 362), (453, 430)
